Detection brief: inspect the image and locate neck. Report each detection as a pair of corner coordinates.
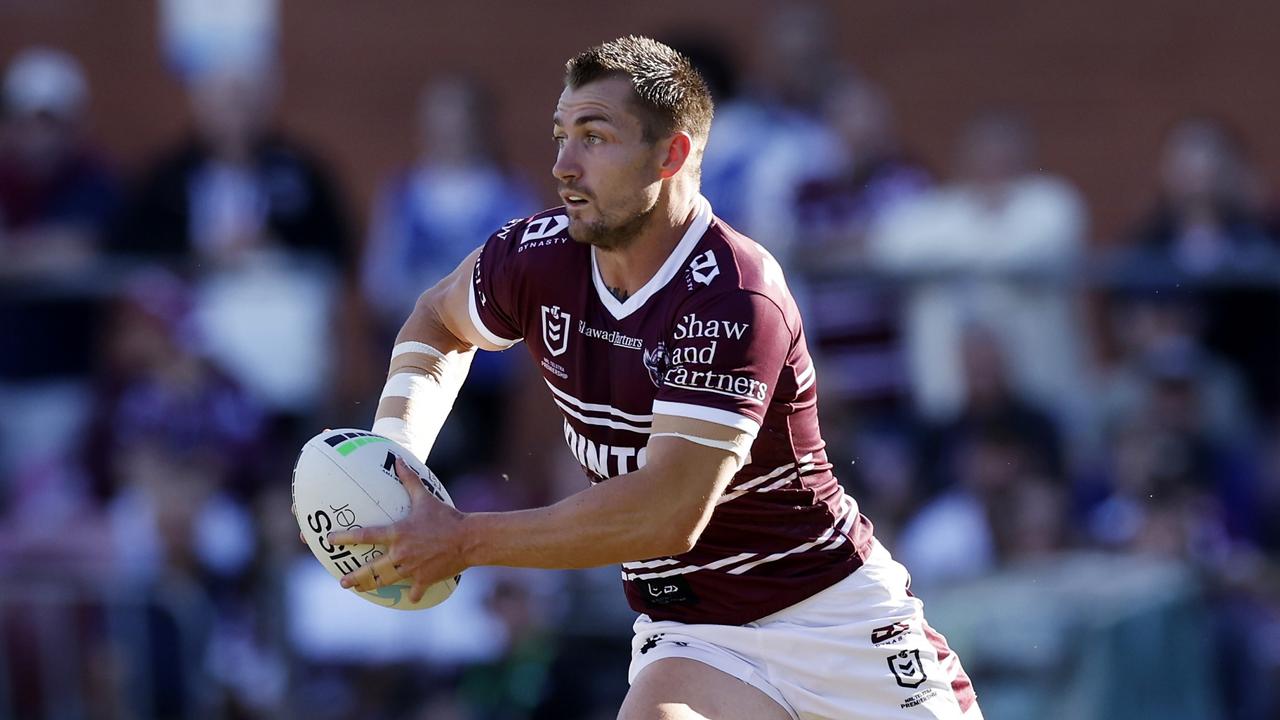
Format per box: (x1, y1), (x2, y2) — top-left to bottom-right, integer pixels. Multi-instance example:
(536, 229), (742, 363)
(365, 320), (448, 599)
(595, 188), (700, 299)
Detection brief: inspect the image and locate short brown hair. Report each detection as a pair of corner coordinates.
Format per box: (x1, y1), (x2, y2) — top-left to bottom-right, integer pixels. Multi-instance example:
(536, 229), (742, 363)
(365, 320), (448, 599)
(565, 35), (714, 146)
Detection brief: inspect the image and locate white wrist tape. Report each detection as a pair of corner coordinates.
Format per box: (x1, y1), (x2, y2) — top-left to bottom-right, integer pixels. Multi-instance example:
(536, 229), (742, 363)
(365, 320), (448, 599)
(372, 341), (474, 463)
(391, 341), (446, 361)
(380, 371), (433, 403)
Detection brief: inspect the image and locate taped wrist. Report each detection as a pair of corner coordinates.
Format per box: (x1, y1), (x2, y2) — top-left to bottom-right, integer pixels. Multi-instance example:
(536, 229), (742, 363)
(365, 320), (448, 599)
(372, 341), (474, 462)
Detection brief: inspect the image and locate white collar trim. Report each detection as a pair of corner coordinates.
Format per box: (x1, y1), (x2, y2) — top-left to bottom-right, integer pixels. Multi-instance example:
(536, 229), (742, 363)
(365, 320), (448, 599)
(591, 195), (713, 320)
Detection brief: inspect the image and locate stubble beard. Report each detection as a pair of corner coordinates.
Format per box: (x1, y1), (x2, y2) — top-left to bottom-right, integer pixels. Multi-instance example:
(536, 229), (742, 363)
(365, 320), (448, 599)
(568, 202), (657, 251)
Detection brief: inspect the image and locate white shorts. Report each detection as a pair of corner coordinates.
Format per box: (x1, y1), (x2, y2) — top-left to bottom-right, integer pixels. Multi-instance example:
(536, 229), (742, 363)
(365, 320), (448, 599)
(628, 540), (982, 720)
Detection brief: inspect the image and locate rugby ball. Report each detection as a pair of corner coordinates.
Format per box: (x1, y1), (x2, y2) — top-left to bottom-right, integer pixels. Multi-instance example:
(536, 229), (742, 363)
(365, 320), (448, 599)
(291, 428), (458, 610)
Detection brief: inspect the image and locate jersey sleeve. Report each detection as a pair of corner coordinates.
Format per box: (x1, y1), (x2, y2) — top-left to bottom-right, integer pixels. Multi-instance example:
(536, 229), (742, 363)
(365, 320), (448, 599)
(467, 218), (526, 348)
(652, 290), (793, 440)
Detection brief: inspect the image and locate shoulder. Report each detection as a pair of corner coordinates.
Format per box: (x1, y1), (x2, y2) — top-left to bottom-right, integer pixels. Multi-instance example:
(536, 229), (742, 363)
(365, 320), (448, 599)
(479, 205), (579, 256)
(674, 218), (796, 330)
(474, 205), (590, 287)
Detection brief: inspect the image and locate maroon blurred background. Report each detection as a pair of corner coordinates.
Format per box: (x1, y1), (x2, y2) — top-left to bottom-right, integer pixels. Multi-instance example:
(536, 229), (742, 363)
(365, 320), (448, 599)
(4, 0), (1277, 242)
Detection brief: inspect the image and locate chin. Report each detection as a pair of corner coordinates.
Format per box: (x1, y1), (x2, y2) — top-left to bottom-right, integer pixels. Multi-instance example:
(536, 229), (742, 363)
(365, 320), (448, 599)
(568, 206), (653, 251)
(568, 221), (611, 249)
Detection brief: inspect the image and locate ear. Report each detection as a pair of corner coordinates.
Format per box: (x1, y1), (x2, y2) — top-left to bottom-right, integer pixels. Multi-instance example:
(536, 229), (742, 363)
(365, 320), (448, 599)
(658, 131), (694, 179)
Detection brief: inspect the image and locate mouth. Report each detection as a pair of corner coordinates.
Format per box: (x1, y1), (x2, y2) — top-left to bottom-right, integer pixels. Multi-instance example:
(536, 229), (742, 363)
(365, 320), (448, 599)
(560, 190), (590, 209)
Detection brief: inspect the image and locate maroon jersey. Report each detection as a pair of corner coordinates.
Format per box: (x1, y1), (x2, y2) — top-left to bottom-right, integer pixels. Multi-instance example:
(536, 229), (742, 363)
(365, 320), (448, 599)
(469, 196), (875, 625)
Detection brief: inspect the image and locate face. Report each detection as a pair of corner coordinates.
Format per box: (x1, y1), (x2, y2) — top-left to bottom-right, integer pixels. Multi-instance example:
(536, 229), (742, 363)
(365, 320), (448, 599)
(552, 77), (666, 249)
(190, 68), (272, 158)
(420, 78), (485, 162)
(1160, 123), (1230, 203)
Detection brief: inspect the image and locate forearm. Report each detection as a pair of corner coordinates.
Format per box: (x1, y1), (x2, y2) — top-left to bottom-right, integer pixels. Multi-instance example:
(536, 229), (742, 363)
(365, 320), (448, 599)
(460, 466), (704, 570)
(372, 291), (476, 461)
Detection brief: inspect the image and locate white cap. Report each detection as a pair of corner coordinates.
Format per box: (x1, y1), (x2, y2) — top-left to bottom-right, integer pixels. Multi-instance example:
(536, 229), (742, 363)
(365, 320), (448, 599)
(3, 46), (88, 118)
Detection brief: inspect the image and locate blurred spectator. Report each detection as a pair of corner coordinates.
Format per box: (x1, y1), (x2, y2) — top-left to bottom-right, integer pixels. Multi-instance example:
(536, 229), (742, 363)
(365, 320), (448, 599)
(82, 270), (265, 582)
(895, 327), (1067, 589)
(362, 76), (535, 329)
(1099, 292), (1253, 445)
(784, 71), (932, 537)
(789, 71), (930, 461)
(1085, 345), (1258, 555)
(361, 76), (536, 477)
(0, 47), (119, 487)
(692, 3), (845, 266)
(1120, 117), (1280, 415)
(869, 110), (1090, 436)
(920, 324), (1064, 493)
(458, 572), (557, 720)
(1131, 117), (1272, 275)
(119, 63), (349, 266)
(895, 420), (1068, 595)
(118, 60), (356, 416)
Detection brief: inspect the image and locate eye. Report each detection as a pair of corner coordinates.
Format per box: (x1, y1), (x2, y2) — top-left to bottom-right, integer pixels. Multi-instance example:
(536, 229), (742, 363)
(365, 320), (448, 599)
(585, 134), (604, 145)
(553, 134), (567, 148)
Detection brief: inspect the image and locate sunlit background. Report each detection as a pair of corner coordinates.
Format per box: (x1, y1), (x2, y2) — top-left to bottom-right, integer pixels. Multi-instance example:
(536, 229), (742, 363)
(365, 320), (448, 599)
(3, 1), (1280, 718)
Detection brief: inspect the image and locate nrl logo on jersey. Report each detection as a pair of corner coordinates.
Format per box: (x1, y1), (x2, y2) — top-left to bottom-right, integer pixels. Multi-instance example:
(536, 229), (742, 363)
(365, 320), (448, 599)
(520, 214), (569, 251)
(687, 250), (720, 287)
(541, 305), (571, 357)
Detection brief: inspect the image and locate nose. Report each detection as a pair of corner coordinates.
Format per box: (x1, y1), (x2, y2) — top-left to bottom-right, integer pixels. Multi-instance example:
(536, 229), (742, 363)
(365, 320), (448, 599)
(552, 144), (580, 185)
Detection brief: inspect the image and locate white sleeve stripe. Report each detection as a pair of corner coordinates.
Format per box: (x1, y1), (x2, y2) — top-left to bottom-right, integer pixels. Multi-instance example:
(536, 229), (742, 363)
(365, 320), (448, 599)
(651, 401), (761, 437)
(649, 431), (748, 459)
(467, 275), (520, 348)
(380, 371), (429, 401)
(391, 341), (446, 360)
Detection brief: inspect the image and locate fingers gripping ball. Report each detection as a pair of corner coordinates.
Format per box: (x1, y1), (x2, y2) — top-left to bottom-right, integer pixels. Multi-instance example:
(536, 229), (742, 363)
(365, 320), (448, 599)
(292, 428), (458, 610)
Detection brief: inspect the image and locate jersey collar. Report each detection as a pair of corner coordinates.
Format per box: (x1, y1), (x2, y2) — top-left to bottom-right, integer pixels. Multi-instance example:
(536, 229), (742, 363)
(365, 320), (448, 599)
(591, 194), (713, 321)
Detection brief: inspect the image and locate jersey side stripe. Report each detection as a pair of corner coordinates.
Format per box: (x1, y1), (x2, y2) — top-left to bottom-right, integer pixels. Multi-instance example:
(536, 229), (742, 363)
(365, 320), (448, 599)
(716, 454), (815, 505)
(622, 552), (758, 581)
(553, 398), (651, 434)
(796, 364), (817, 393)
(622, 558), (681, 570)
(796, 363), (815, 384)
(544, 379), (654, 423)
(622, 488), (853, 581)
(726, 497), (856, 576)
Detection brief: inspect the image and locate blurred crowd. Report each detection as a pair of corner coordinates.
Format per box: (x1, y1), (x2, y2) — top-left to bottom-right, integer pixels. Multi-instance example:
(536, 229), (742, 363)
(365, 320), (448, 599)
(4, 4), (1280, 719)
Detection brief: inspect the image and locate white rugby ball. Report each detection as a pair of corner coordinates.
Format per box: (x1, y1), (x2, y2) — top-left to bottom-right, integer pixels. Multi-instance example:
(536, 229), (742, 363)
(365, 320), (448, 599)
(291, 428), (458, 610)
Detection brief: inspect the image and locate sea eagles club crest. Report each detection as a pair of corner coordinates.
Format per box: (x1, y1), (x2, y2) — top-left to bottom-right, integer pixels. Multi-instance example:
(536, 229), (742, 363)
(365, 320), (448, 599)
(541, 305), (571, 357)
(643, 341), (667, 387)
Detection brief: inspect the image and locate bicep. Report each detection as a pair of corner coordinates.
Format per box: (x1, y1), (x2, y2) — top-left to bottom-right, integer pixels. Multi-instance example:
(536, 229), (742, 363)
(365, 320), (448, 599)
(400, 246), (510, 353)
(643, 414), (751, 509)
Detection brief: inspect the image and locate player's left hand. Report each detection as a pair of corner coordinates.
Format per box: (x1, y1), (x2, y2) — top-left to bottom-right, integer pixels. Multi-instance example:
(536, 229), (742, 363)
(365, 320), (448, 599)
(327, 455), (468, 602)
